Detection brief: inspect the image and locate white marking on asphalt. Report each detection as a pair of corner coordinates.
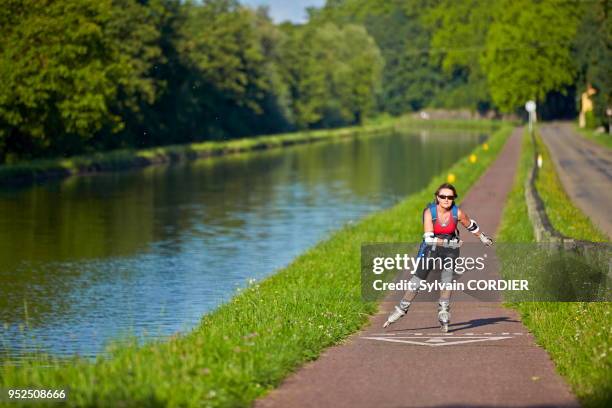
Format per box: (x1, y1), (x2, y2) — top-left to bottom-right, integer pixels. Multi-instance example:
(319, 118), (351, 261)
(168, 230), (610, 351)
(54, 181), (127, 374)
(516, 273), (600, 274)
(362, 336), (513, 347)
(371, 332), (520, 337)
(373, 333), (523, 336)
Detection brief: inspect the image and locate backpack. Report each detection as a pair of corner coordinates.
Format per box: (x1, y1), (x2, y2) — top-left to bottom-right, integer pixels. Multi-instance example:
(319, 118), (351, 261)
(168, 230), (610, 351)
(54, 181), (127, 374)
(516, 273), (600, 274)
(424, 201), (458, 226)
(417, 202), (459, 257)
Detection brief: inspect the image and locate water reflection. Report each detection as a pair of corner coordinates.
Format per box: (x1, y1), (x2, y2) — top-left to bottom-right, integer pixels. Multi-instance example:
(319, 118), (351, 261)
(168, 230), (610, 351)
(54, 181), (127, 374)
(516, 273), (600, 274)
(0, 129), (486, 358)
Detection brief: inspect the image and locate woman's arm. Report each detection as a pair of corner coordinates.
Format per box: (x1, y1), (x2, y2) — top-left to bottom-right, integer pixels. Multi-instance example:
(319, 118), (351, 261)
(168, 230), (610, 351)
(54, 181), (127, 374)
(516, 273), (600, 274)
(458, 208), (472, 229)
(458, 208), (493, 246)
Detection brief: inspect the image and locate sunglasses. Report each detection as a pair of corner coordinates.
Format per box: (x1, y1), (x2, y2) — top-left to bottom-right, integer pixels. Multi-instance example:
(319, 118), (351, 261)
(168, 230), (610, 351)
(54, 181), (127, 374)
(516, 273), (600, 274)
(437, 194), (455, 200)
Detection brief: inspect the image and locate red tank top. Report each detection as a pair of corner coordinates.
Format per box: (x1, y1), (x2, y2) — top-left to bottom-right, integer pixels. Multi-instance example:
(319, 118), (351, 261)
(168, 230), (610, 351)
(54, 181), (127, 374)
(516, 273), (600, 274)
(433, 209), (457, 235)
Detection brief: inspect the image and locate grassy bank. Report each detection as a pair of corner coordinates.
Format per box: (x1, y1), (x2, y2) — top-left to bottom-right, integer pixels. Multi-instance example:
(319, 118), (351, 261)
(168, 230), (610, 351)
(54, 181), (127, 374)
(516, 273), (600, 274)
(0, 122), (392, 187)
(0, 117), (499, 187)
(575, 125), (612, 150)
(534, 132), (608, 241)
(0, 123), (512, 407)
(497, 129), (612, 408)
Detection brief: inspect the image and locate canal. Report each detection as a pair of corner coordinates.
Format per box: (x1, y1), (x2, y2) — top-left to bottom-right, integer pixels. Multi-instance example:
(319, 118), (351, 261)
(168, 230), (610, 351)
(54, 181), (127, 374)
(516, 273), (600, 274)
(0, 127), (487, 358)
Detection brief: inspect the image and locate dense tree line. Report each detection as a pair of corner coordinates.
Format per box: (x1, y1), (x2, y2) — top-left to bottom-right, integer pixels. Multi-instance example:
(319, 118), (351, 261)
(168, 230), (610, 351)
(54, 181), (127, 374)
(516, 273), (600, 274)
(317, 0), (610, 122)
(0, 0), (608, 162)
(0, 0), (383, 162)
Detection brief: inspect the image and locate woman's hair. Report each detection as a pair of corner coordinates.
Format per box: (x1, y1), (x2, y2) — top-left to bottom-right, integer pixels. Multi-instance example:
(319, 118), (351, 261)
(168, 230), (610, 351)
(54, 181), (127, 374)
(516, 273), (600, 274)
(434, 183), (458, 203)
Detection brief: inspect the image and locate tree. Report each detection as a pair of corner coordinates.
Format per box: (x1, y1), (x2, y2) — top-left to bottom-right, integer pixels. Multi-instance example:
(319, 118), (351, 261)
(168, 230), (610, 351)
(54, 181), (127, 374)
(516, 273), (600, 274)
(278, 21), (382, 128)
(0, 0), (162, 160)
(98, 0), (166, 149)
(481, 0), (581, 112)
(338, 24), (383, 123)
(170, 0), (281, 140)
(574, 0), (611, 127)
(315, 0), (446, 114)
(424, 0), (493, 111)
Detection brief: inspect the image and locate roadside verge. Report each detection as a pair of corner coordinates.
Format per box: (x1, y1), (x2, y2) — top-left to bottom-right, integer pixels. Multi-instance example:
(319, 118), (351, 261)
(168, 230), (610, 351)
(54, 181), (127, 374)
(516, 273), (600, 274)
(497, 129), (611, 408)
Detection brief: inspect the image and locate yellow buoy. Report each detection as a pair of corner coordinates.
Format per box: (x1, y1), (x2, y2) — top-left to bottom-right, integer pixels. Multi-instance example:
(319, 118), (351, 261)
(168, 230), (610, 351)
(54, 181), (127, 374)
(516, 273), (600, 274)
(483, 143), (489, 151)
(469, 154), (477, 163)
(447, 173), (456, 183)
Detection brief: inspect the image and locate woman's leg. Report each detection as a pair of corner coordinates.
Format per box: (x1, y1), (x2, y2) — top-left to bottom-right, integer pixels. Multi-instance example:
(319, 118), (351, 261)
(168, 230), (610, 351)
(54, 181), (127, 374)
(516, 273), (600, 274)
(383, 248), (434, 327)
(438, 268), (453, 332)
(437, 248), (459, 332)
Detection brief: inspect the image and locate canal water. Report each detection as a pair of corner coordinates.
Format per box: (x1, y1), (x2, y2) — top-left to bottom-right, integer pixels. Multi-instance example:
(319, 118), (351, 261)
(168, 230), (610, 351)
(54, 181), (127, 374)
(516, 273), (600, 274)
(0, 128), (487, 358)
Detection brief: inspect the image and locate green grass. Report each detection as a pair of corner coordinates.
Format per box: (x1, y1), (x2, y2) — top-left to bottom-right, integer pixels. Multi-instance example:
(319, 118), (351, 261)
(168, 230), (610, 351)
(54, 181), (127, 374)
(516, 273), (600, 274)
(0, 121), (395, 186)
(0, 123), (512, 407)
(534, 132), (608, 241)
(497, 131), (535, 243)
(575, 125), (612, 150)
(497, 129), (612, 408)
(515, 303), (611, 407)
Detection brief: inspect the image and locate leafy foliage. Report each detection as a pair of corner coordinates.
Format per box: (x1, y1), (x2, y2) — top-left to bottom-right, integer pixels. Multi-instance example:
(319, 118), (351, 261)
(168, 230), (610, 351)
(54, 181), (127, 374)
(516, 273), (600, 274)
(316, 0), (446, 114)
(0, 0), (608, 161)
(481, 0), (581, 112)
(0, 0), (384, 161)
(0, 0), (159, 158)
(573, 0), (611, 127)
(424, 0), (493, 111)
(278, 22), (382, 128)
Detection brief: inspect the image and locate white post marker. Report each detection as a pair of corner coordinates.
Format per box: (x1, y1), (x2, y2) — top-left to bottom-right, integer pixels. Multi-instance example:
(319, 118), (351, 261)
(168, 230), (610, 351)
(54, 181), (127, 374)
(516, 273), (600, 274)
(525, 100), (537, 133)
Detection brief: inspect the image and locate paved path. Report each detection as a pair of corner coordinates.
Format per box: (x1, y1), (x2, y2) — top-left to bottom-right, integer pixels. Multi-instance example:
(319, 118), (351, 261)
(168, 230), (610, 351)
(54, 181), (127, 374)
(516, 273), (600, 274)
(540, 122), (612, 239)
(255, 128), (579, 408)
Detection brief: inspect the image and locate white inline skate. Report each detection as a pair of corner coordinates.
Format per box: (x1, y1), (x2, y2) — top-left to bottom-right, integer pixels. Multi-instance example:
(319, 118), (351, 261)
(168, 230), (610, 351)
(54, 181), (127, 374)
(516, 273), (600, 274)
(383, 300), (410, 328)
(437, 301), (451, 333)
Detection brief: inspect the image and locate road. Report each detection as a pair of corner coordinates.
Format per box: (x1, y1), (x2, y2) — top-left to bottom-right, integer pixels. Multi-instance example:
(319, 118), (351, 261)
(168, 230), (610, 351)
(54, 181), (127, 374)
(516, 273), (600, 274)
(539, 122), (612, 239)
(255, 128), (579, 408)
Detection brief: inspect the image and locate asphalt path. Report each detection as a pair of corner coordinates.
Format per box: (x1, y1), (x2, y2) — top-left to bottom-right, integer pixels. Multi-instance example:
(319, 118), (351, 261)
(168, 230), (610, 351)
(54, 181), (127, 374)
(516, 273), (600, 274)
(539, 122), (612, 239)
(255, 128), (580, 408)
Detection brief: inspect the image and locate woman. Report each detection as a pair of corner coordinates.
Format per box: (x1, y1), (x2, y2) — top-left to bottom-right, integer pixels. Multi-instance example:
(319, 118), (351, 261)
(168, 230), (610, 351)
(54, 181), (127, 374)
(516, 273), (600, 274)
(383, 183), (493, 332)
